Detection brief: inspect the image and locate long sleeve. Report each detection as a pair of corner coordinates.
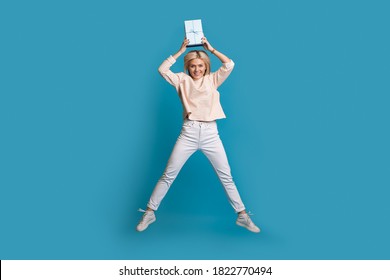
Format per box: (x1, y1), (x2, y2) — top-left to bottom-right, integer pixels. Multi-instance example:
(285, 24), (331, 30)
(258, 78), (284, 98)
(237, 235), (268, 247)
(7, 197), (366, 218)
(211, 59), (235, 88)
(158, 55), (182, 89)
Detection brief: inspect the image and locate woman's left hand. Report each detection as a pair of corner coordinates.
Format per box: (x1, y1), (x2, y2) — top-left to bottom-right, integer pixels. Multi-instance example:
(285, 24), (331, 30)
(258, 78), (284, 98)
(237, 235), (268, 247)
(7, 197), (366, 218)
(202, 37), (215, 52)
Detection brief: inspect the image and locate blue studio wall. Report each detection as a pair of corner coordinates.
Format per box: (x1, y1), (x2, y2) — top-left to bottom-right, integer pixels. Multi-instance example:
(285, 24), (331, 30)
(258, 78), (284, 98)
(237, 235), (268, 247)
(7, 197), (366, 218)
(1, 0), (389, 259)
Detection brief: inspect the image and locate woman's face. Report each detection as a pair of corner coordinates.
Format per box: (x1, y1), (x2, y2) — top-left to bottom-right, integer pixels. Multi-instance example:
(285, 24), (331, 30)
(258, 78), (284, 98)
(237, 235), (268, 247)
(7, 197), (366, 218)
(188, 58), (206, 80)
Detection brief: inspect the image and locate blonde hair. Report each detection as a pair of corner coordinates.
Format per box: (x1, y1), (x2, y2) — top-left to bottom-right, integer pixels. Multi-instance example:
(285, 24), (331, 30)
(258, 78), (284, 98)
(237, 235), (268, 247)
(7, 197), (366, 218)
(184, 50), (211, 76)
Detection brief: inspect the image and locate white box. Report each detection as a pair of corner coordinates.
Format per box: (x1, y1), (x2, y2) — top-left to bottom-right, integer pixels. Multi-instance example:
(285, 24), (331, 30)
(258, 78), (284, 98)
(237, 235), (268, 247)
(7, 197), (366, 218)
(184, 19), (204, 47)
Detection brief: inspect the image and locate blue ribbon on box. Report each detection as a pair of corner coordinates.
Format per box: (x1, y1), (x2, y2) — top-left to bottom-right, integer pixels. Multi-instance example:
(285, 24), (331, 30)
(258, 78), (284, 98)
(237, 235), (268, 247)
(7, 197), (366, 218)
(187, 29), (202, 36)
(187, 29), (202, 44)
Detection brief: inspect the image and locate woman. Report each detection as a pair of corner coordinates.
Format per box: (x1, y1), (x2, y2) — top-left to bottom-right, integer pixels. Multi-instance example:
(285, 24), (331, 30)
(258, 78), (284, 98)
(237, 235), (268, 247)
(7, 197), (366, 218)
(136, 37), (260, 233)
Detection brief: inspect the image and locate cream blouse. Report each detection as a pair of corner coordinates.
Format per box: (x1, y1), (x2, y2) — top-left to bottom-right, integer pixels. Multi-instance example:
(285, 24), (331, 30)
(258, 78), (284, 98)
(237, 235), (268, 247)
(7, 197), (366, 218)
(158, 55), (235, 121)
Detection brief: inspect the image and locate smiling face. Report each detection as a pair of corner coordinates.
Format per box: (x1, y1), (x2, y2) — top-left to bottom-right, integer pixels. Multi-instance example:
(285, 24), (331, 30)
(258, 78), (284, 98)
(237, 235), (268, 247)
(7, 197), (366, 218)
(188, 58), (206, 80)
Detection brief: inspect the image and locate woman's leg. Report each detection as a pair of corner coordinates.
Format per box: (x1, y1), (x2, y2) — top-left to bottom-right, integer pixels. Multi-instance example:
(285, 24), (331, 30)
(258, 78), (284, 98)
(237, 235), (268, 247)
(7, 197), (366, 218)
(200, 122), (246, 213)
(147, 121), (198, 210)
(200, 122), (260, 232)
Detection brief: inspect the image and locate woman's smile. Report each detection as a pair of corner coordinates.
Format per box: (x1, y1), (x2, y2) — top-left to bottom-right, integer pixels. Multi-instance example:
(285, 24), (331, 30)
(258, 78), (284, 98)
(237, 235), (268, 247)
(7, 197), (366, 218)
(188, 58), (206, 80)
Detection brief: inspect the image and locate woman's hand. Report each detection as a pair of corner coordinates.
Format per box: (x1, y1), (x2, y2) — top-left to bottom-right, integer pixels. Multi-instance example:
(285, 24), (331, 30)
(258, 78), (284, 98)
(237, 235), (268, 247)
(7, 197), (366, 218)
(172, 38), (189, 60)
(179, 38), (189, 53)
(201, 37), (215, 52)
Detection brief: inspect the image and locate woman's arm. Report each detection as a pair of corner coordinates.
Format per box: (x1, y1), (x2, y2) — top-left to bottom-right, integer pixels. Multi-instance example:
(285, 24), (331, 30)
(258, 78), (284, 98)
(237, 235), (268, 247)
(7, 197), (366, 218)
(172, 38), (189, 60)
(158, 38), (189, 88)
(201, 37), (231, 63)
(202, 37), (234, 87)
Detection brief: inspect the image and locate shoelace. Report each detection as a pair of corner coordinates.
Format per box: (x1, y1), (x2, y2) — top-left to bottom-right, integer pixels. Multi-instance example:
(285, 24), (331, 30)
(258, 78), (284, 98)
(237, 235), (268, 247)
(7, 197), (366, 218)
(240, 211), (256, 227)
(137, 208), (148, 224)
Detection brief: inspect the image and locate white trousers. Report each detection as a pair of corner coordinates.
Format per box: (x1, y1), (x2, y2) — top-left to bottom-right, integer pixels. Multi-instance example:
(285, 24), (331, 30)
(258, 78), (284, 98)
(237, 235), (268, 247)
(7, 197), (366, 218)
(147, 119), (246, 213)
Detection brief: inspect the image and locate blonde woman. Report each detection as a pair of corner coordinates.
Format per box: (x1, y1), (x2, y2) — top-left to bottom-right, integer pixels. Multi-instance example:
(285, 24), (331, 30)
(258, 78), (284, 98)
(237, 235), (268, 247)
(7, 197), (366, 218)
(136, 37), (260, 233)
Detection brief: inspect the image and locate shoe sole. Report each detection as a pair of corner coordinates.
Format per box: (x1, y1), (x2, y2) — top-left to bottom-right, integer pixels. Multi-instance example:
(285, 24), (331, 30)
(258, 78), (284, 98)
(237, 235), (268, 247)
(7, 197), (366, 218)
(236, 221), (261, 233)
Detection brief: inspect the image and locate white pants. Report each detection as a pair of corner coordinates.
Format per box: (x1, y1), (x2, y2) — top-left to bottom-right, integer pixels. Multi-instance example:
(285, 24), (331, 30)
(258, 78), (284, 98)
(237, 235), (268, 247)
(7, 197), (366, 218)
(147, 119), (246, 213)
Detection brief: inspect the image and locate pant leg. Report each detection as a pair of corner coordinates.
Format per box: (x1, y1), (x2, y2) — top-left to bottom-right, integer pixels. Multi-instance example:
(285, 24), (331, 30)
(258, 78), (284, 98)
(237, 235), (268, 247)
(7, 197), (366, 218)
(147, 121), (199, 210)
(199, 122), (246, 213)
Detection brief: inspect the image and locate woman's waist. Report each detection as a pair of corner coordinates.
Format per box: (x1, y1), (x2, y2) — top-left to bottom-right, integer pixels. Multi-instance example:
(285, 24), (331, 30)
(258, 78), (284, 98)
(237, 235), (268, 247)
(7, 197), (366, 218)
(183, 118), (217, 128)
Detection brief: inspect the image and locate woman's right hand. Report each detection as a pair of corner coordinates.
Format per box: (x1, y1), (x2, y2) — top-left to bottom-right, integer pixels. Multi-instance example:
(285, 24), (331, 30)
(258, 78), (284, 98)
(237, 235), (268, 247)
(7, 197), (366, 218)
(172, 38), (189, 60)
(179, 38), (189, 53)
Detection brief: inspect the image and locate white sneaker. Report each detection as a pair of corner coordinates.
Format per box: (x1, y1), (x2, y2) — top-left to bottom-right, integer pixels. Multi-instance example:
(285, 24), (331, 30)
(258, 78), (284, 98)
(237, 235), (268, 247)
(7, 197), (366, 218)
(136, 209), (156, 232)
(236, 213), (260, 233)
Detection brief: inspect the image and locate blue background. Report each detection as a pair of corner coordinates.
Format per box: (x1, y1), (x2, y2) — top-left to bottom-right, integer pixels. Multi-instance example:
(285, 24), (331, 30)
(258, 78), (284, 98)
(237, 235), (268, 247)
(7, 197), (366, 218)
(1, 0), (389, 259)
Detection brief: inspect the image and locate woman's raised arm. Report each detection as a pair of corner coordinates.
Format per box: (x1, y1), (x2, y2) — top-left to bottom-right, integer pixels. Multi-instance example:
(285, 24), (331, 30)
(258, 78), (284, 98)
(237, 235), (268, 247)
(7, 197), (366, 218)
(172, 38), (189, 60)
(201, 37), (231, 63)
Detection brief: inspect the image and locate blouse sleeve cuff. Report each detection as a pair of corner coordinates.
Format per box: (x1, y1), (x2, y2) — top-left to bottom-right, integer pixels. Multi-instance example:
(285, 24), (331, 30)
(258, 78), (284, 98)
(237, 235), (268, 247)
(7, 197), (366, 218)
(222, 59), (235, 70)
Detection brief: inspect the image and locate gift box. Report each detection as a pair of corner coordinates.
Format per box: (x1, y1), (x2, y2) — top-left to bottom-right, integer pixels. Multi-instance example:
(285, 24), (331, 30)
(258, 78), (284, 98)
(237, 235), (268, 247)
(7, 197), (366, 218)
(184, 19), (204, 47)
